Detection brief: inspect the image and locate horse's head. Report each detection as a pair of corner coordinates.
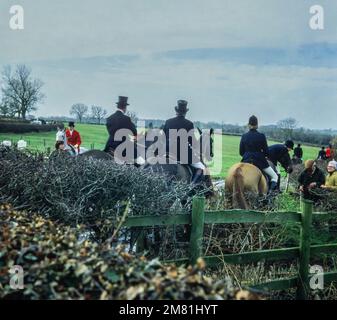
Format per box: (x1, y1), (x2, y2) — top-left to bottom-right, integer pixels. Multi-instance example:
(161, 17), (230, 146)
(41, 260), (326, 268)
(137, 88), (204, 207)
(197, 128), (213, 163)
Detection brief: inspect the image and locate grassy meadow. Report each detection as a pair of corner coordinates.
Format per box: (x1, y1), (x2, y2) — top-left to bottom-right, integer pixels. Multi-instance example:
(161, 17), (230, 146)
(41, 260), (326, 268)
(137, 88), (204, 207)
(0, 123), (319, 177)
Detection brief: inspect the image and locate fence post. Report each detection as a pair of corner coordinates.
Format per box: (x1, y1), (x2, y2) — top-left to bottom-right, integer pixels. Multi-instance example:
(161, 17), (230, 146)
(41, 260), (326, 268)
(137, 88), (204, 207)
(189, 196), (205, 265)
(296, 199), (313, 300)
(136, 229), (146, 253)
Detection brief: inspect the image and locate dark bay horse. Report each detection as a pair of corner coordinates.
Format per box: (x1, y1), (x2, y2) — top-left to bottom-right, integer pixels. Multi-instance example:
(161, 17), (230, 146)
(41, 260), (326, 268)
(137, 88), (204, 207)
(80, 129), (214, 197)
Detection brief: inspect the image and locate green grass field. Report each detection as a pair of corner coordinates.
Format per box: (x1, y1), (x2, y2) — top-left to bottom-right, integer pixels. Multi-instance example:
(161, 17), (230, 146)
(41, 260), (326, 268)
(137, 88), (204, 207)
(0, 123), (319, 177)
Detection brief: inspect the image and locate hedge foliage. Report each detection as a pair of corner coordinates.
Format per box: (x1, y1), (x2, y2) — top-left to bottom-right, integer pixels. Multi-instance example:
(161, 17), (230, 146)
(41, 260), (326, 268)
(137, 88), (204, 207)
(0, 204), (262, 300)
(0, 148), (195, 226)
(0, 121), (59, 134)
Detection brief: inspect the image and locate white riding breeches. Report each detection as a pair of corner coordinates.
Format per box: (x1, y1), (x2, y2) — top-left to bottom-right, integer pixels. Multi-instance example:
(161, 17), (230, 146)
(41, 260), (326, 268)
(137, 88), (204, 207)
(191, 162), (206, 171)
(263, 166), (278, 183)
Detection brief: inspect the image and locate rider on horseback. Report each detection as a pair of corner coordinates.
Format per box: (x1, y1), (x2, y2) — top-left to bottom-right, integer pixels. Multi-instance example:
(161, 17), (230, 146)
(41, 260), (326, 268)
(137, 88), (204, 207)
(104, 96), (144, 164)
(65, 122), (82, 154)
(163, 100), (206, 184)
(240, 115), (278, 191)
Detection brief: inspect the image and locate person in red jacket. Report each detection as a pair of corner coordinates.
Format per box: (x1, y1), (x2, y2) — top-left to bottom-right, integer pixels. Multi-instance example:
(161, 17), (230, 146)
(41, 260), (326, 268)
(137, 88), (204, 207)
(326, 144), (335, 161)
(65, 121), (82, 154)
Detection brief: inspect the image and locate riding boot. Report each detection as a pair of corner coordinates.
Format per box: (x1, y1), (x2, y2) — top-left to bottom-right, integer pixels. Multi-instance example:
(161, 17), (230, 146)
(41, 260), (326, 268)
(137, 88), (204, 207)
(277, 174), (281, 190)
(191, 169), (203, 184)
(269, 181), (278, 193)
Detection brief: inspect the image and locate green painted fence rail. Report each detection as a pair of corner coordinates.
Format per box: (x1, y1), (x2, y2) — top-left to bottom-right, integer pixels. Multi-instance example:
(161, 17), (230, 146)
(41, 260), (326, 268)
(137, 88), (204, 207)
(124, 211), (332, 228)
(167, 243), (337, 266)
(123, 197), (337, 299)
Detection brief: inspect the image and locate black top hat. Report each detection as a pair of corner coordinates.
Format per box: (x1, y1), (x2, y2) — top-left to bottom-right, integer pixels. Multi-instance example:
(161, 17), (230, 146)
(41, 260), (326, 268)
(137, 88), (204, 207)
(116, 96), (129, 107)
(248, 115), (258, 127)
(175, 100), (189, 114)
(68, 121), (75, 127)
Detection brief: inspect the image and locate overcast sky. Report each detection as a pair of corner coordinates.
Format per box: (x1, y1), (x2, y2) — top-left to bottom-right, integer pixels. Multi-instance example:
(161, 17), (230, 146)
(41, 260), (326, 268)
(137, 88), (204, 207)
(0, 0), (337, 129)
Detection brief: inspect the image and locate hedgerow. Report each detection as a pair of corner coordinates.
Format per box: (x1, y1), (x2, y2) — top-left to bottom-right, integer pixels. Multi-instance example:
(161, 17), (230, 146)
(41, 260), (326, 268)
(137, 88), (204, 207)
(0, 204), (260, 300)
(0, 147), (195, 227)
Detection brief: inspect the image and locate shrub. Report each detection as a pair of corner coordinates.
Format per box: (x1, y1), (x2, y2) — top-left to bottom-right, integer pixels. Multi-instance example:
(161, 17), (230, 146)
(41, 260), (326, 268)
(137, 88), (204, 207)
(0, 204), (258, 300)
(0, 117), (30, 123)
(0, 148), (195, 226)
(0, 122), (59, 133)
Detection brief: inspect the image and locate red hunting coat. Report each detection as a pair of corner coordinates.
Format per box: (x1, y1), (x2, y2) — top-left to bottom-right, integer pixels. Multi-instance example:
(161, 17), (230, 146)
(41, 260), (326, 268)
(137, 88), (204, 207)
(65, 129), (82, 151)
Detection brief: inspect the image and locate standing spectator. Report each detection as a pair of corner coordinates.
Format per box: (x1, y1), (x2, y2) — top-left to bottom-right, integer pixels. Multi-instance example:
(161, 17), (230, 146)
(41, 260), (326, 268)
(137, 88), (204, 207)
(293, 144), (303, 161)
(65, 121), (82, 154)
(56, 124), (65, 143)
(325, 144), (334, 161)
(322, 161), (337, 191)
(317, 147), (327, 160)
(298, 160), (325, 202)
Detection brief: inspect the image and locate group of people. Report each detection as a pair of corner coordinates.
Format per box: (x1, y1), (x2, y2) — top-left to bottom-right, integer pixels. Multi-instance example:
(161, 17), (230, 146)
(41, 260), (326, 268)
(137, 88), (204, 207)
(104, 96), (211, 184)
(103, 103), (297, 191)
(317, 145), (335, 160)
(52, 96), (213, 184)
(55, 121), (82, 155)
(52, 96), (337, 201)
(298, 159), (337, 202)
(239, 115), (337, 200)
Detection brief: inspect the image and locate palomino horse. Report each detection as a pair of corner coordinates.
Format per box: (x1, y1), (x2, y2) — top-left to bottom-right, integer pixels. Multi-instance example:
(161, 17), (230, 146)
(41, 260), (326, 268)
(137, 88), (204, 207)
(225, 163), (268, 209)
(225, 152), (293, 209)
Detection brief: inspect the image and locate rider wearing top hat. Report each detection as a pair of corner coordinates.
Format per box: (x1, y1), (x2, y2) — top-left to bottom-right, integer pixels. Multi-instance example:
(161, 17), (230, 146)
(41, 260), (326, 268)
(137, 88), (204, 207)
(104, 96), (138, 161)
(163, 100), (206, 184)
(65, 121), (82, 153)
(240, 115), (278, 191)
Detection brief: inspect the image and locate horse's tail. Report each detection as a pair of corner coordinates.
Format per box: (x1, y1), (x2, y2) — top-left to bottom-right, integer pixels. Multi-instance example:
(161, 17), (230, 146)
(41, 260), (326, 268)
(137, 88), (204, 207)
(232, 166), (248, 209)
(258, 171), (268, 195)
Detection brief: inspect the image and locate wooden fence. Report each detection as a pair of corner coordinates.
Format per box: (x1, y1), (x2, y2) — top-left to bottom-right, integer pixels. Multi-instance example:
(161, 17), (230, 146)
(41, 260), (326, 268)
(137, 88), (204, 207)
(123, 197), (337, 299)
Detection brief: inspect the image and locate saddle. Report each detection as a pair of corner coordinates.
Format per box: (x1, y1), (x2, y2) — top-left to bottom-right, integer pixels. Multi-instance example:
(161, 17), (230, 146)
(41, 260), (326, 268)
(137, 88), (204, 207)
(243, 158), (279, 191)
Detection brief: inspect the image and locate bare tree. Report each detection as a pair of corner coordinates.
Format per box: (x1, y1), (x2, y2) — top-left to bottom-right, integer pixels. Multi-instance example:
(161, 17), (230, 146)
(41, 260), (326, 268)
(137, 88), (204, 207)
(277, 117), (298, 139)
(0, 100), (11, 117)
(126, 110), (138, 124)
(70, 103), (88, 123)
(91, 105), (107, 124)
(1, 65), (45, 119)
